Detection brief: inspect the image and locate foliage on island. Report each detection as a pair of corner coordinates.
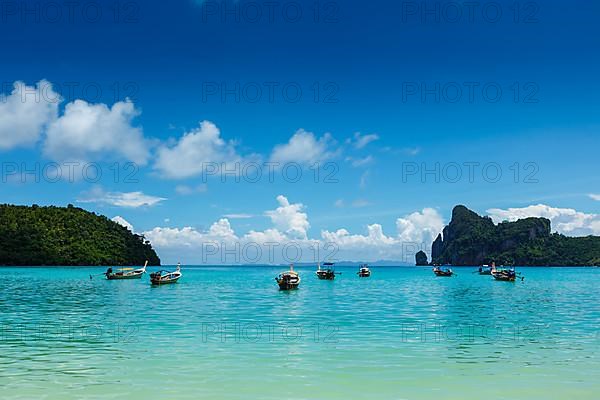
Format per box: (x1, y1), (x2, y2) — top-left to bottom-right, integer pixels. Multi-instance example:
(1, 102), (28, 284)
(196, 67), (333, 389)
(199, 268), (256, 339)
(415, 250), (429, 266)
(432, 205), (600, 266)
(0, 204), (160, 266)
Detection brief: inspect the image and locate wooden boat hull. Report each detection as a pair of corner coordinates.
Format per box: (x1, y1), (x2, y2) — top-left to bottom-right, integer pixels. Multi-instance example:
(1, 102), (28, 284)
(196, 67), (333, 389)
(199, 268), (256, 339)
(276, 273), (300, 290)
(106, 272), (144, 280)
(433, 270), (453, 277)
(149, 267), (182, 285)
(492, 273), (515, 282)
(358, 272), (371, 277)
(316, 270), (335, 280)
(150, 276), (181, 285)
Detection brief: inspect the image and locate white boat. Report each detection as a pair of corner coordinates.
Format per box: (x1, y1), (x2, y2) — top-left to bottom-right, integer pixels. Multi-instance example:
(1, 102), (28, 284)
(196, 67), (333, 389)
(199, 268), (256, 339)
(105, 261), (147, 280)
(150, 263), (182, 285)
(357, 264), (371, 277)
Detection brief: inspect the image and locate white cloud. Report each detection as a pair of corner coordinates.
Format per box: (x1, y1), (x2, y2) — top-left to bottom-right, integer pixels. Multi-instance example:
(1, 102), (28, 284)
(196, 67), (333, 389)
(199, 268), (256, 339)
(144, 218), (239, 248)
(207, 218), (238, 240)
(144, 196), (443, 264)
(396, 208), (444, 246)
(44, 99), (149, 164)
(334, 199), (345, 208)
(111, 216), (134, 232)
(270, 129), (337, 165)
(589, 194), (600, 201)
(321, 224), (401, 260)
(243, 228), (289, 245)
(144, 226), (205, 247)
(347, 132), (379, 149)
(321, 224), (396, 246)
(0, 80), (59, 150)
(264, 195), (310, 239)
(347, 155), (374, 167)
(487, 204), (600, 236)
(78, 187), (166, 208)
(175, 184), (208, 195)
(223, 213), (254, 219)
(319, 208), (443, 262)
(154, 121), (242, 179)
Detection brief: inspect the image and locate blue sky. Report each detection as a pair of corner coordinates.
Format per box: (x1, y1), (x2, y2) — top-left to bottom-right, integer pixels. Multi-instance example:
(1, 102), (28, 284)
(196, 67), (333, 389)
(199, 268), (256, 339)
(1, 0), (599, 263)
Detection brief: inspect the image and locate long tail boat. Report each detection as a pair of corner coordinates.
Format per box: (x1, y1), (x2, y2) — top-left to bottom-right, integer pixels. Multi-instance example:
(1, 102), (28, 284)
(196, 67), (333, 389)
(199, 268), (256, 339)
(276, 264), (301, 290)
(433, 265), (454, 277)
(150, 263), (182, 285)
(491, 265), (521, 282)
(316, 262), (338, 280)
(357, 264), (371, 277)
(105, 261), (147, 280)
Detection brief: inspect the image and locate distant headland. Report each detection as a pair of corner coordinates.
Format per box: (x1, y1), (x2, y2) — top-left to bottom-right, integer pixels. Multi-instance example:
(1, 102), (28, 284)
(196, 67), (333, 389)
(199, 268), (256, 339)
(0, 204), (160, 266)
(421, 205), (600, 266)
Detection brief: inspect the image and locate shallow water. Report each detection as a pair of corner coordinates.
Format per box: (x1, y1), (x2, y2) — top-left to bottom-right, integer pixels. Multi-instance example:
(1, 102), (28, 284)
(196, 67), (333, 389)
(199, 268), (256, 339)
(1, 266), (599, 399)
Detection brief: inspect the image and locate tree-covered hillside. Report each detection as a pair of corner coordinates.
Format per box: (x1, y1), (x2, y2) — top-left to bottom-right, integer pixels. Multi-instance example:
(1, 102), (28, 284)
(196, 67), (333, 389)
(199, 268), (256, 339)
(0, 204), (160, 266)
(431, 205), (600, 266)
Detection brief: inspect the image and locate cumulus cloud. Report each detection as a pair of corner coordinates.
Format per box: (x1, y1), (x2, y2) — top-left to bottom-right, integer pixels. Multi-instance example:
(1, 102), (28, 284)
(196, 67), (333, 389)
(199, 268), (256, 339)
(320, 208), (443, 261)
(0, 80), (150, 167)
(270, 129), (337, 165)
(487, 204), (600, 236)
(78, 187), (166, 208)
(321, 224), (400, 260)
(154, 121), (242, 179)
(144, 196), (442, 264)
(0, 80), (59, 150)
(143, 195), (314, 264)
(111, 216), (134, 231)
(396, 208), (445, 246)
(144, 226), (205, 247)
(44, 99), (149, 164)
(264, 195), (310, 239)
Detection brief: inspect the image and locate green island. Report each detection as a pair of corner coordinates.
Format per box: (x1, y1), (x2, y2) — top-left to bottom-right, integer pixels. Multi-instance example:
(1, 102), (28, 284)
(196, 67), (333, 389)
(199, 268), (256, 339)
(427, 205), (600, 266)
(0, 204), (160, 266)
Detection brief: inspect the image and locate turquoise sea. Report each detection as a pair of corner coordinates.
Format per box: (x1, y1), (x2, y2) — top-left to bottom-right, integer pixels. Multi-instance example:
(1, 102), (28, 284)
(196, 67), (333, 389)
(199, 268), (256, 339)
(1, 266), (599, 399)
